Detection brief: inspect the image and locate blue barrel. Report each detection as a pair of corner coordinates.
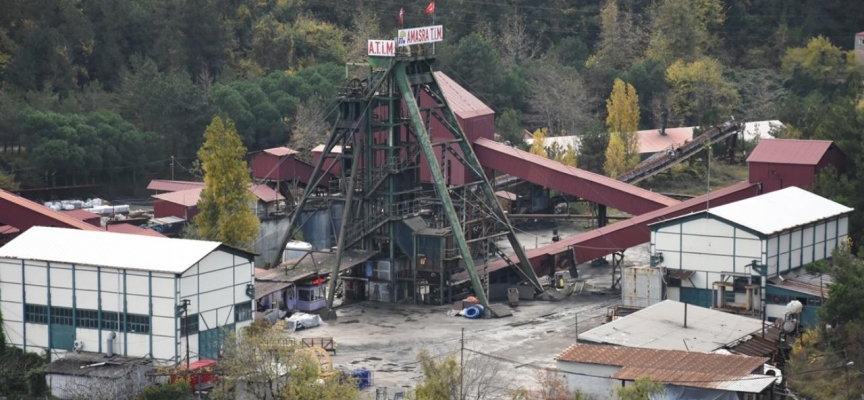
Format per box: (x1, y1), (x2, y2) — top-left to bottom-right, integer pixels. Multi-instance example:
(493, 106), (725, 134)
(351, 368), (372, 389)
(464, 305), (484, 319)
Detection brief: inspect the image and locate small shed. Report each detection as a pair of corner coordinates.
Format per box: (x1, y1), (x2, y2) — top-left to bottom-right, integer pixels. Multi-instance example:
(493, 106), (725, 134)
(61, 209), (102, 227)
(747, 139), (845, 192)
(44, 352), (153, 400)
(650, 187), (852, 311)
(494, 190), (517, 213)
(312, 144), (343, 176)
(555, 344), (775, 400)
(766, 271), (833, 327)
(152, 187), (202, 220)
(250, 147), (321, 187)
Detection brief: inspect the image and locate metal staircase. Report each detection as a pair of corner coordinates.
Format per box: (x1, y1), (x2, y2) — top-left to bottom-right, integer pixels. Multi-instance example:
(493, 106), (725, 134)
(618, 121), (743, 184)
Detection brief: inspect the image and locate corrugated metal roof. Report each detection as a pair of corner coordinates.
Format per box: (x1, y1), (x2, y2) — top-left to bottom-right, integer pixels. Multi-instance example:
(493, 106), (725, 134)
(703, 186), (852, 235)
(152, 187), (203, 207)
(578, 300), (766, 353)
(667, 269), (695, 280)
(433, 71), (494, 119)
(769, 271), (833, 297)
(727, 333), (780, 358)
(60, 209), (100, 221)
(146, 180), (205, 192)
(262, 147), (298, 157)
(637, 127), (694, 154)
(312, 144), (343, 154)
(250, 184), (284, 202)
(104, 223), (166, 238)
(746, 139), (834, 165)
(0, 225), (20, 235)
(473, 138), (680, 216)
(256, 250), (377, 284)
(0, 226), (224, 273)
(255, 280), (293, 300)
(742, 120), (783, 141)
(557, 344), (771, 392)
(494, 191), (517, 201)
(0, 190), (101, 231)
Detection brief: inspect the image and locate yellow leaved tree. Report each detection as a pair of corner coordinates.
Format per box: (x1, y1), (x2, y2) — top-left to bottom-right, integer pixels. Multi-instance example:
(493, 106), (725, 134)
(192, 116), (260, 250)
(604, 133), (627, 178)
(529, 127), (549, 158)
(606, 78), (640, 171)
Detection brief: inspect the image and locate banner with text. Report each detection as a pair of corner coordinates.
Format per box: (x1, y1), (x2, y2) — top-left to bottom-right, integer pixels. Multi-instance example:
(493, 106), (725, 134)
(368, 40), (396, 57)
(397, 25), (443, 47)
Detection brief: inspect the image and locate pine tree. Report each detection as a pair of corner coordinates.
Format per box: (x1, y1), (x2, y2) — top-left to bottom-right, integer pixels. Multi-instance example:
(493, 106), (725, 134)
(193, 116), (260, 250)
(604, 133), (627, 178)
(606, 78), (641, 169)
(529, 127), (548, 158)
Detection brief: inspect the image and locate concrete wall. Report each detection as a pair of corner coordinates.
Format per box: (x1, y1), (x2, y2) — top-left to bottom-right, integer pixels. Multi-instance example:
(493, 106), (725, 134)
(556, 361), (624, 400)
(255, 218), (291, 268)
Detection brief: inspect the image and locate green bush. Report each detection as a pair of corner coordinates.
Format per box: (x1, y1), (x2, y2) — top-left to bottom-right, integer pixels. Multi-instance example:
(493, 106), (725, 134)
(141, 380), (191, 400)
(25, 365), (47, 396)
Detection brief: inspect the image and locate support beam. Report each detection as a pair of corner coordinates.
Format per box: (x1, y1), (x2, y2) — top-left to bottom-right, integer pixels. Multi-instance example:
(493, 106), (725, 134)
(395, 64), (493, 308)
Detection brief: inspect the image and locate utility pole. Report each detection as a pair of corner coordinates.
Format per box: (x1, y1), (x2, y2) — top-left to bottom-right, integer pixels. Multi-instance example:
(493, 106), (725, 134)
(170, 156), (175, 181)
(460, 328), (465, 400)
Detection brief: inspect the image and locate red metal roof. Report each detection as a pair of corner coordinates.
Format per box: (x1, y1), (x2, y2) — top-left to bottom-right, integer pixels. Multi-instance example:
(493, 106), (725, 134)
(637, 127), (694, 154)
(0, 190), (101, 232)
(557, 344), (768, 391)
(433, 71), (494, 119)
(104, 223), (166, 238)
(0, 225), (20, 235)
(61, 209), (101, 221)
(473, 138), (680, 215)
(249, 184), (284, 202)
(147, 180), (205, 192)
(153, 187), (202, 207)
(746, 139), (835, 165)
(262, 147), (298, 157)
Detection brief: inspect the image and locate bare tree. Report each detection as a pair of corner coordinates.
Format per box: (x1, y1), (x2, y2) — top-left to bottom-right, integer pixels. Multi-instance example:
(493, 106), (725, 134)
(58, 370), (151, 400)
(346, 6), (382, 63)
(495, 13), (541, 70)
(526, 59), (591, 136)
(289, 102), (329, 162)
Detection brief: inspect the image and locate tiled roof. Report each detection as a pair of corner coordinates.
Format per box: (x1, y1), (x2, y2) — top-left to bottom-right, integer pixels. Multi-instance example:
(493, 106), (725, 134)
(746, 139), (835, 165)
(769, 271), (833, 298)
(557, 344), (771, 392)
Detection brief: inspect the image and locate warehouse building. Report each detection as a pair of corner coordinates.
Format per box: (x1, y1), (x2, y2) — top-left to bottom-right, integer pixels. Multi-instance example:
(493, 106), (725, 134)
(0, 226), (255, 364)
(649, 186), (852, 320)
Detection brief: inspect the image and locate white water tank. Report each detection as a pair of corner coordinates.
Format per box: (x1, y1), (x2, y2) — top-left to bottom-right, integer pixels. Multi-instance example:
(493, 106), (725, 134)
(284, 241), (313, 263)
(786, 300), (803, 315)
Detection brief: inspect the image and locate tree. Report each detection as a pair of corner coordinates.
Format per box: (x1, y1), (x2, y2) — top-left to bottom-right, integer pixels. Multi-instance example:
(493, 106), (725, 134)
(586, 0), (645, 71)
(511, 369), (587, 400)
(529, 128), (548, 158)
(289, 101), (329, 161)
(346, 8), (381, 63)
(214, 321), (360, 400)
(496, 109), (526, 149)
(617, 376), (664, 399)
(526, 59), (590, 136)
(666, 58), (739, 126)
(559, 144), (577, 167)
(494, 13), (539, 70)
(604, 133), (627, 178)
(606, 78), (640, 169)
(445, 33), (507, 110)
(781, 36), (859, 96)
(647, 0), (725, 63)
(578, 122), (610, 174)
(193, 116), (260, 250)
(412, 348), (516, 400)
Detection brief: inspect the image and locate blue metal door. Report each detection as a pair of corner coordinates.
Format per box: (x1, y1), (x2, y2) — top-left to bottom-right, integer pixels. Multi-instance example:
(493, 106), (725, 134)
(199, 324), (235, 360)
(50, 324), (75, 350)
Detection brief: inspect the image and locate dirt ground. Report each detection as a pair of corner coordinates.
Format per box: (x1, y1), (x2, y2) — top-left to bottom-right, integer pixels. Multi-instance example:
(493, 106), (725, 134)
(305, 221), (652, 398)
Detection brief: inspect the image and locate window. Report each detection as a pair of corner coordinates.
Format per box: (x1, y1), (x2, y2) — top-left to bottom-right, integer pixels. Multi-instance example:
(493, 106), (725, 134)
(102, 311), (120, 331)
(298, 287), (324, 302)
(235, 301), (253, 323)
(126, 314), (150, 334)
(180, 314), (199, 336)
(51, 307), (73, 326)
(25, 304), (48, 324)
(76, 309), (100, 329)
(724, 290), (736, 305)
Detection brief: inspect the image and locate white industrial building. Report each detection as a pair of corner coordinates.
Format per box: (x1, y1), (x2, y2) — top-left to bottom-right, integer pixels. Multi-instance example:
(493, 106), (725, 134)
(0, 226), (255, 364)
(649, 186), (852, 320)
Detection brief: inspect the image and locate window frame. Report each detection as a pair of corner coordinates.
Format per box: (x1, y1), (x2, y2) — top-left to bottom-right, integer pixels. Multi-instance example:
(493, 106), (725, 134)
(24, 304), (48, 324)
(234, 301), (253, 323)
(180, 313), (199, 336)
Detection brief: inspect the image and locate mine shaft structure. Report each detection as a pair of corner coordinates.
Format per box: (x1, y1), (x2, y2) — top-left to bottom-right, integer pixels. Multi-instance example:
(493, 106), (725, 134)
(270, 42), (542, 312)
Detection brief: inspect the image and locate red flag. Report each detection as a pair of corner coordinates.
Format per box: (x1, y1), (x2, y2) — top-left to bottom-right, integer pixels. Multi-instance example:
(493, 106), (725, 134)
(398, 7), (404, 26)
(425, 2), (435, 14)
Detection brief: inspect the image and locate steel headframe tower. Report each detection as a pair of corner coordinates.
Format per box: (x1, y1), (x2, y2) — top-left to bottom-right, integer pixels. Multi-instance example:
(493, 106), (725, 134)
(270, 45), (542, 312)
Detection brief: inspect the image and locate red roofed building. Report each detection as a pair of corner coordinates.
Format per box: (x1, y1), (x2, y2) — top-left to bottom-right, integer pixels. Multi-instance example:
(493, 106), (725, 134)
(146, 180), (205, 193)
(0, 190), (101, 236)
(60, 209), (101, 227)
(747, 139), (845, 193)
(250, 147), (323, 187)
(151, 184), (285, 219)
